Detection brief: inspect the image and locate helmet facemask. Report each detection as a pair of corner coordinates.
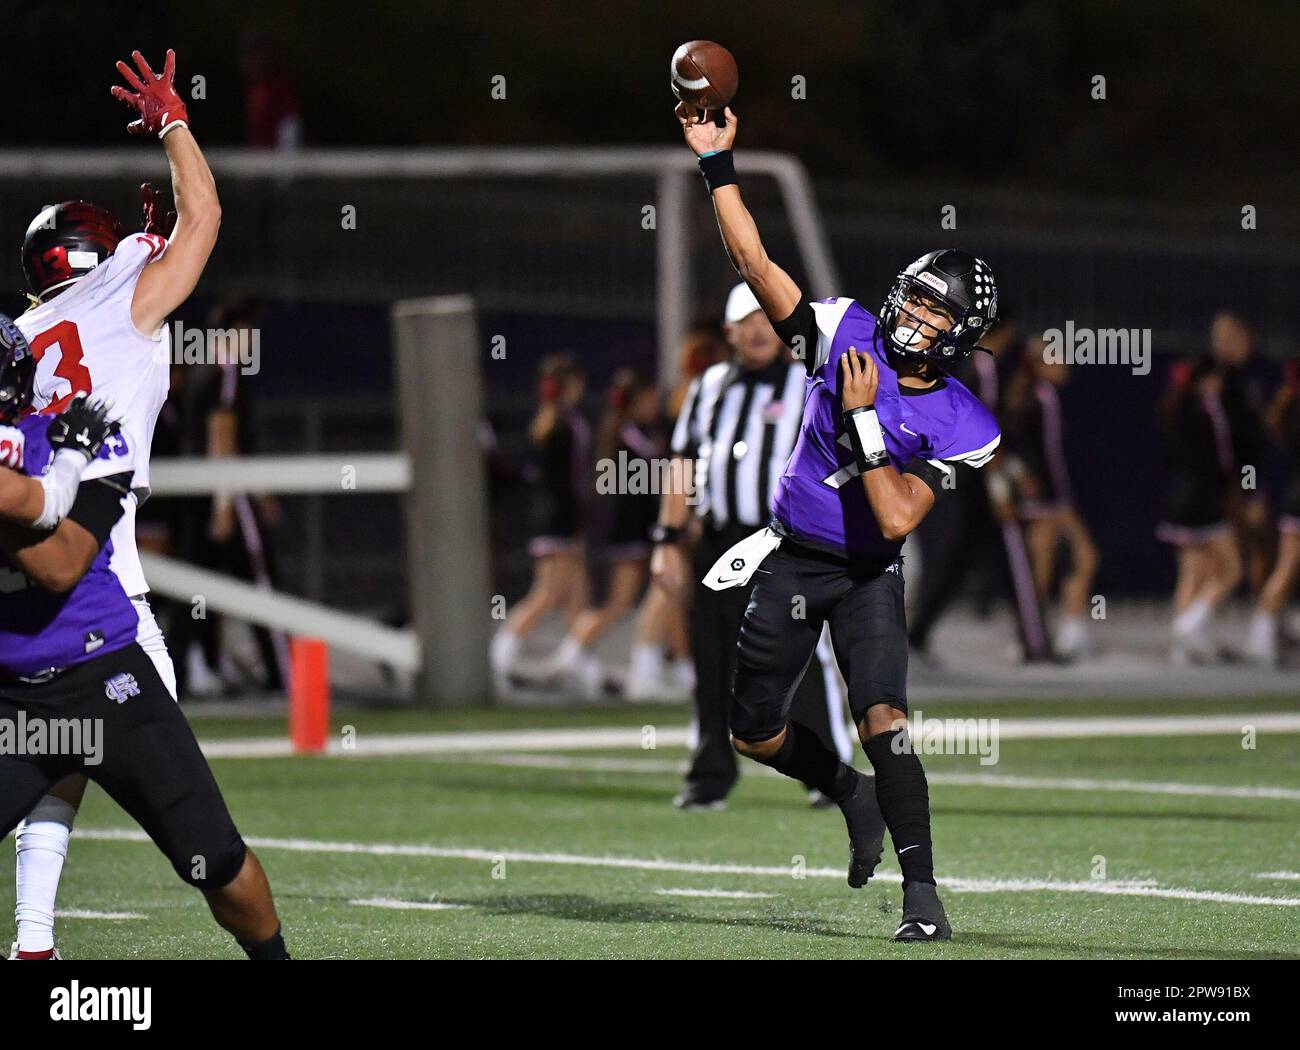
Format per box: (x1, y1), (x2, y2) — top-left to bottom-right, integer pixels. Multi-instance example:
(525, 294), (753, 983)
(877, 250), (998, 373)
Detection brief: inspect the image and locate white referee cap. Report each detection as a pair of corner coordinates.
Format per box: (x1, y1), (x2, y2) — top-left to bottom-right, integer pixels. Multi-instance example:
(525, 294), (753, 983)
(724, 282), (763, 324)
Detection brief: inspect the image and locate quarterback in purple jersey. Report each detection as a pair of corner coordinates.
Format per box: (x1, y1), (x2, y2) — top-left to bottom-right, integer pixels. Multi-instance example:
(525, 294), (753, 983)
(677, 102), (1002, 941)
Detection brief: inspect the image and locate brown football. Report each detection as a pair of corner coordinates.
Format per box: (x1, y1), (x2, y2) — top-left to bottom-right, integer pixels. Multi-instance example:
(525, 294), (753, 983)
(670, 40), (738, 112)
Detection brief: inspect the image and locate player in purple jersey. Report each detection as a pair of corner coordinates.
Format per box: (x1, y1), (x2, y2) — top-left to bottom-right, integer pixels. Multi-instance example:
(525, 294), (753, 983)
(0, 329), (290, 960)
(677, 102), (1003, 941)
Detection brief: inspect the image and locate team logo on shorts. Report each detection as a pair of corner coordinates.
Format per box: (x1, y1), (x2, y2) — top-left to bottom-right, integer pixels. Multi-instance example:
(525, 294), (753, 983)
(104, 672), (141, 704)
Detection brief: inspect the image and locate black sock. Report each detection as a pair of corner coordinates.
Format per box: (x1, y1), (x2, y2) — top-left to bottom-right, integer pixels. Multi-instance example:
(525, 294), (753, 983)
(751, 720), (859, 802)
(240, 926), (290, 960)
(863, 729), (935, 886)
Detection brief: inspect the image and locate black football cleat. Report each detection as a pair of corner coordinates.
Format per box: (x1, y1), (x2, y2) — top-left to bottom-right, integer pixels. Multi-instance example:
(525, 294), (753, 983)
(893, 881), (952, 941)
(838, 772), (887, 887)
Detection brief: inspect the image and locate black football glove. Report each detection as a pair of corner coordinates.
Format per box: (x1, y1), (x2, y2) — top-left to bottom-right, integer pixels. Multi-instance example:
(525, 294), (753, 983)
(47, 392), (119, 462)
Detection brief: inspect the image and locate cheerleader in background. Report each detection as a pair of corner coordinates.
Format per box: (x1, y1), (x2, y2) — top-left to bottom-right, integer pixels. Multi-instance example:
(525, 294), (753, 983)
(546, 369), (665, 697)
(1156, 354), (1242, 664)
(490, 353), (591, 694)
(1246, 360), (1300, 666)
(626, 323), (728, 700)
(1000, 337), (1100, 659)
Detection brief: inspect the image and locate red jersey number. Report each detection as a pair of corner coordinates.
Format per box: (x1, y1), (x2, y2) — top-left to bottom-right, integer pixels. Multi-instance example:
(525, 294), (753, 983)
(29, 320), (93, 415)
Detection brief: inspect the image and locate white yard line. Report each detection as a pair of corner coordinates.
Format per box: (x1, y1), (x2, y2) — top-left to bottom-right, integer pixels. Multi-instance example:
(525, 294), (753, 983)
(57, 909), (146, 920)
(349, 898), (469, 911)
(419, 752), (1300, 803)
(198, 711), (1300, 761)
(656, 888), (777, 899)
(1255, 871), (1300, 881)
(72, 828), (1300, 907)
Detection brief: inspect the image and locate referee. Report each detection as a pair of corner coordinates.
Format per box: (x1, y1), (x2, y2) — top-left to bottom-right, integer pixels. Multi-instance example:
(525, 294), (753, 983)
(651, 283), (852, 809)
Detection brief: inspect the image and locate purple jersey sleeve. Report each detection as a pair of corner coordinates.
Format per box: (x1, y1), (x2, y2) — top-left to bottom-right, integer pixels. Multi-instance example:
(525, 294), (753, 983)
(0, 416), (138, 677)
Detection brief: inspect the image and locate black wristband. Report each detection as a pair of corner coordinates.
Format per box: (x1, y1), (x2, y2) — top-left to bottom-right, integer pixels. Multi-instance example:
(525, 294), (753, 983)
(698, 150), (738, 194)
(651, 523), (684, 545)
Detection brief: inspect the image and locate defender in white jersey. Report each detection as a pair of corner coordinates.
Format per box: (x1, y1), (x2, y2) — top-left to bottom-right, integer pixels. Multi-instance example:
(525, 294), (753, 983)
(7, 48), (288, 961)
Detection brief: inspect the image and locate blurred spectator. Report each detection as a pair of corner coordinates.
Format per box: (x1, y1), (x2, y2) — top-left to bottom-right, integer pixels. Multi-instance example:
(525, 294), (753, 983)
(1247, 360), (1300, 665)
(1000, 337), (1100, 659)
(240, 29), (303, 149)
(1210, 311), (1275, 595)
(625, 323), (726, 700)
(490, 353), (590, 693)
(544, 369), (663, 697)
(1156, 354), (1242, 663)
(165, 299), (287, 696)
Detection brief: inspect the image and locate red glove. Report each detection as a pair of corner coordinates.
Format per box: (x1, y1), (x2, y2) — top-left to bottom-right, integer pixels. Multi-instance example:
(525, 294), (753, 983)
(139, 183), (177, 237)
(111, 49), (189, 139)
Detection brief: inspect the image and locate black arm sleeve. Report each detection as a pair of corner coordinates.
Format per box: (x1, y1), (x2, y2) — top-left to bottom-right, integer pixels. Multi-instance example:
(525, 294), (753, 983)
(903, 458), (954, 500)
(65, 472), (134, 548)
(771, 297), (819, 375)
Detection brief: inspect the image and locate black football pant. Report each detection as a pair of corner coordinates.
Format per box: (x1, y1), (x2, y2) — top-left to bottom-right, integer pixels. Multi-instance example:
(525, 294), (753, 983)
(732, 541), (908, 743)
(0, 643), (247, 889)
(685, 525), (845, 800)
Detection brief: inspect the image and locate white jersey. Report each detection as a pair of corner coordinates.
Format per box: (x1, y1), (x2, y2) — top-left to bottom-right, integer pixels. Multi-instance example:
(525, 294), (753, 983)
(16, 232), (171, 598)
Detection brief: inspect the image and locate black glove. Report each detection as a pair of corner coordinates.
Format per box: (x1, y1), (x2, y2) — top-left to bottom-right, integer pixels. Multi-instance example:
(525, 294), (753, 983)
(47, 392), (119, 462)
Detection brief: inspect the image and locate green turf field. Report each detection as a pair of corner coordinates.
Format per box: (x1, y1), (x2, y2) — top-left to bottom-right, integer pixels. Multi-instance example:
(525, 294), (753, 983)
(3, 696), (1297, 959)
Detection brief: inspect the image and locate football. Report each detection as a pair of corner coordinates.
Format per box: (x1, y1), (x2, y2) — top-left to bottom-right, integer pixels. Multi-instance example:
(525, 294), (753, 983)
(669, 40), (738, 113)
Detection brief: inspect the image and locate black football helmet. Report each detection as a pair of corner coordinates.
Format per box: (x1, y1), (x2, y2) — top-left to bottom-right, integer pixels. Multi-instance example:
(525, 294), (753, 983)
(22, 201), (125, 301)
(877, 249), (998, 371)
(0, 314), (35, 425)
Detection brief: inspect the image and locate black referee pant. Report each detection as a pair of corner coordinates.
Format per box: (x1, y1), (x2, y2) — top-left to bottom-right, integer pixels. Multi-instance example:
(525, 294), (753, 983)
(685, 522), (843, 801)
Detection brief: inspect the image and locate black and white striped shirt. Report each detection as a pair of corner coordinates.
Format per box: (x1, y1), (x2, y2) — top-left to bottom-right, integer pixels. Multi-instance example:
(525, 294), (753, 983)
(670, 357), (806, 529)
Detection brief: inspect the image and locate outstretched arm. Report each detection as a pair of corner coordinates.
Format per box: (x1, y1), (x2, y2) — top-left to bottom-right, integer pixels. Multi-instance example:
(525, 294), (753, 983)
(676, 104), (802, 325)
(111, 49), (221, 334)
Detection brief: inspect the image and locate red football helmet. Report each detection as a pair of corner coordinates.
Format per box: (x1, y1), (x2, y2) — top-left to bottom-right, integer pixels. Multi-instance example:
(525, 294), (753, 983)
(21, 201), (125, 301)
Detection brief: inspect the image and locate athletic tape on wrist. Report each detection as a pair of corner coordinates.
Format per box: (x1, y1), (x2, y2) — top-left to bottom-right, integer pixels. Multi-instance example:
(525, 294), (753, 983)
(33, 449), (89, 529)
(843, 406), (890, 472)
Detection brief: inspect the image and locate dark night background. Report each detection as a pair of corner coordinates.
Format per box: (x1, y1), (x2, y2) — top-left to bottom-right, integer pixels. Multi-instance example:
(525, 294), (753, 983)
(4, 1), (1298, 603)
(5, 0), (1296, 208)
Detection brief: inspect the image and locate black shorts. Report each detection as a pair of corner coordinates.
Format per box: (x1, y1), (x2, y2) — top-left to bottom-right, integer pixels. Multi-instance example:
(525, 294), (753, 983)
(731, 541), (908, 743)
(0, 643), (246, 889)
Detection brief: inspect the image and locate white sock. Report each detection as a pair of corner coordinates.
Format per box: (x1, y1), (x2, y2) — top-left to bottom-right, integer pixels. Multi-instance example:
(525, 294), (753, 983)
(627, 643), (663, 685)
(578, 653), (605, 698)
(489, 629), (521, 673)
(1056, 615), (1088, 655)
(15, 796), (77, 954)
(550, 636), (584, 673)
(1174, 598), (1212, 637)
(668, 657), (696, 691)
(1248, 611), (1277, 655)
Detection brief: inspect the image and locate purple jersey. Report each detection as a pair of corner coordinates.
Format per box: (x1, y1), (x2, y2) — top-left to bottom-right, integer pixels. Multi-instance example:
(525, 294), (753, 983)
(773, 298), (1001, 555)
(0, 416), (137, 677)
